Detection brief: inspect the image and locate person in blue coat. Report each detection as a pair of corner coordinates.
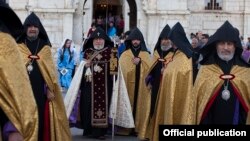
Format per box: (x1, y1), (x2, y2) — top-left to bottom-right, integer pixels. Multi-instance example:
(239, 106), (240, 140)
(57, 39), (76, 89)
(107, 21), (117, 38)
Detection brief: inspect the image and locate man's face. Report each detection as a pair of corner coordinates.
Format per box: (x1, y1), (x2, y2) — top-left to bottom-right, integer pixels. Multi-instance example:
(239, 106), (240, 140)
(93, 38), (105, 50)
(201, 36), (208, 45)
(132, 39), (141, 47)
(191, 38), (198, 48)
(216, 41), (235, 61)
(160, 38), (172, 51)
(197, 31), (203, 40)
(26, 25), (39, 39)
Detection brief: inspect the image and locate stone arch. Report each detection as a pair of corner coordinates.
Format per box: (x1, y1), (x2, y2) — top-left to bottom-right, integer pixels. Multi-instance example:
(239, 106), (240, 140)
(126, 0), (137, 29)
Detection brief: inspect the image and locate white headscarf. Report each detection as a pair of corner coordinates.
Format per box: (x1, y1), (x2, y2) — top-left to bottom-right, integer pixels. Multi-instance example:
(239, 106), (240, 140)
(60, 38), (75, 52)
(58, 38), (79, 65)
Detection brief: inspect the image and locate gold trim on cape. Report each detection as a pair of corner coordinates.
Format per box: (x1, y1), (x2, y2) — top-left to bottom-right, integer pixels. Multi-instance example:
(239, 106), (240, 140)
(18, 43), (72, 141)
(0, 33), (38, 141)
(119, 49), (152, 139)
(147, 50), (194, 141)
(247, 112), (250, 124)
(193, 64), (250, 124)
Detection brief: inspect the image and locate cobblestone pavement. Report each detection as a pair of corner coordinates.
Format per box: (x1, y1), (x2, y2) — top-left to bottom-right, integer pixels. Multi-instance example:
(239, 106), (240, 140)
(71, 128), (140, 141)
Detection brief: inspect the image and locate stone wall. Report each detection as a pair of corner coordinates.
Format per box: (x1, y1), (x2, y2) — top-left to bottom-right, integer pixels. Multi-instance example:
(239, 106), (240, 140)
(140, 0), (250, 50)
(9, 0), (75, 60)
(9, 0), (250, 53)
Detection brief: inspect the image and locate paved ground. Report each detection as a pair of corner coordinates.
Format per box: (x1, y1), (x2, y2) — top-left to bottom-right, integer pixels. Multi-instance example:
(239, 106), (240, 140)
(71, 128), (140, 141)
(64, 88), (140, 141)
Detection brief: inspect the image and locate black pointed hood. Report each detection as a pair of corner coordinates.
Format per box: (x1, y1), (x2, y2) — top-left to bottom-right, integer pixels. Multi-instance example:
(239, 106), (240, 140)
(17, 12), (51, 46)
(200, 21), (248, 66)
(124, 27), (149, 52)
(168, 22), (193, 58)
(233, 27), (242, 49)
(83, 27), (113, 51)
(0, 0), (23, 39)
(200, 21), (242, 58)
(154, 24), (171, 51)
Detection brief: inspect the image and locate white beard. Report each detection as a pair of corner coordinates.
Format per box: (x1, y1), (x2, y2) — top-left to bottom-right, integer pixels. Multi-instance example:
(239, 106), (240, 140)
(94, 44), (104, 50)
(217, 52), (234, 61)
(161, 45), (172, 51)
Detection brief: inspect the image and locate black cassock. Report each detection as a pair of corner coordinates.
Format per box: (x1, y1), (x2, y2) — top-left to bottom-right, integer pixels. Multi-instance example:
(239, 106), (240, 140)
(201, 55), (247, 124)
(79, 47), (114, 137)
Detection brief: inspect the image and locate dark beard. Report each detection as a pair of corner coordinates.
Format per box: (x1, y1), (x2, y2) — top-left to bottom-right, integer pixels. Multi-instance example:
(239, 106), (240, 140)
(27, 36), (38, 41)
(132, 44), (140, 49)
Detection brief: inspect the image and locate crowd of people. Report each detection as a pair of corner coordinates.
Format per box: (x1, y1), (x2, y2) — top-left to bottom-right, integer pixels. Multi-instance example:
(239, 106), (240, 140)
(88, 13), (124, 38)
(1, 1), (250, 141)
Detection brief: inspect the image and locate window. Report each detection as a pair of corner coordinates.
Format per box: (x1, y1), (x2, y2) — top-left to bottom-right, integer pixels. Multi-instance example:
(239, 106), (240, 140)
(205, 0), (222, 10)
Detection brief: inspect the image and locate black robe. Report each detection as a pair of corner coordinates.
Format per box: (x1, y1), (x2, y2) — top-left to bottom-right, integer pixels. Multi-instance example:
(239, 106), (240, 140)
(148, 24), (172, 117)
(0, 108), (8, 140)
(25, 38), (46, 141)
(124, 27), (149, 123)
(201, 54), (247, 124)
(15, 11), (52, 141)
(149, 48), (174, 117)
(199, 21), (249, 124)
(130, 45), (141, 119)
(192, 47), (201, 83)
(79, 47), (113, 137)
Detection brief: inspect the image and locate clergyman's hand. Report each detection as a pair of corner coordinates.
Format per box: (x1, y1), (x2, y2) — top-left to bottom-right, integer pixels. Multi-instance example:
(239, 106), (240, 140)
(47, 89), (55, 101)
(85, 60), (92, 67)
(132, 57), (141, 65)
(8, 132), (23, 141)
(145, 75), (153, 89)
(147, 83), (152, 90)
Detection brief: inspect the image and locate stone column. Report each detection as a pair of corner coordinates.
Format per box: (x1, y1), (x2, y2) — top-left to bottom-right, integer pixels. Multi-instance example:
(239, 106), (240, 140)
(146, 14), (159, 52)
(243, 0), (250, 38)
(123, 0), (130, 31)
(63, 13), (74, 40)
(72, 0), (84, 46)
(82, 0), (93, 39)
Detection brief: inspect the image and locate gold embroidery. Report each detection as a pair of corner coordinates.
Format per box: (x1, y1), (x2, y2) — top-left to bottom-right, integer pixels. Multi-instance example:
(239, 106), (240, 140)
(94, 64), (103, 73)
(96, 54), (103, 60)
(110, 48), (118, 74)
(96, 109), (103, 118)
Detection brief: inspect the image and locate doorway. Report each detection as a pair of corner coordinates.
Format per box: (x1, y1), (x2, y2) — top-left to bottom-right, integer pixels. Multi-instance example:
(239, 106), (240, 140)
(90, 0), (137, 35)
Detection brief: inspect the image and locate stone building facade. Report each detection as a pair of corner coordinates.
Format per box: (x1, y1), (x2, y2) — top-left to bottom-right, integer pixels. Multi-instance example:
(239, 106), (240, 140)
(8, 0), (250, 53)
